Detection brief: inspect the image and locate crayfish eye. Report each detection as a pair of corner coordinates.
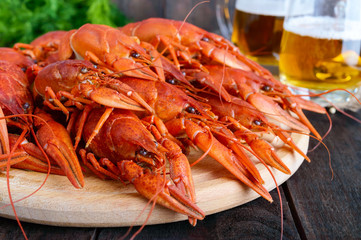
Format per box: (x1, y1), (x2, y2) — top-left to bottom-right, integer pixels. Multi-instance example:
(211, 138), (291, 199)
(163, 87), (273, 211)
(22, 102), (30, 113)
(201, 37), (209, 42)
(137, 148), (153, 158)
(185, 106), (199, 115)
(166, 78), (179, 85)
(131, 51), (140, 58)
(261, 85), (272, 92)
(138, 148), (148, 156)
(21, 67), (27, 72)
(80, 67), (88, 73)
(253, 120), (262, 126)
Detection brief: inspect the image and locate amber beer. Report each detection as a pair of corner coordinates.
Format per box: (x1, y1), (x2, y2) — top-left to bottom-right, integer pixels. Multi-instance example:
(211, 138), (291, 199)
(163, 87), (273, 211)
(231, 0), (285, 66)
(279, 16), (361, 90)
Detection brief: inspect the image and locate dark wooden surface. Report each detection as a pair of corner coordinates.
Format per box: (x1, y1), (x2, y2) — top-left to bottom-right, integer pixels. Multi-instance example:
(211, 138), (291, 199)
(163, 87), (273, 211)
(1, 1), (361, 239)
(0, 109), (360, 239)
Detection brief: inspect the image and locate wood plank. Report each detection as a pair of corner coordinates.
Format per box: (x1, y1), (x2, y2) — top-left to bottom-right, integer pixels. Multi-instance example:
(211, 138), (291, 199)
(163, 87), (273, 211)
(0, 187), (301, 240)
(0, 189), (302, 239)
(0, 216), (96, 240)
(286, 110), (361, 238)
(96, 190), (301, 239)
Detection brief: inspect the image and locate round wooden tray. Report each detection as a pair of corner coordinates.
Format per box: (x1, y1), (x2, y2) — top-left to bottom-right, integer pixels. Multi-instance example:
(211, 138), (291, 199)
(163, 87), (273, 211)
(0, 133), (308, 227)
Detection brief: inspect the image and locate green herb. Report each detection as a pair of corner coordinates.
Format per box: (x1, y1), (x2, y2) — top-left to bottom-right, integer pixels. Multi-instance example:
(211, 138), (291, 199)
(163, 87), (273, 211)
(0, 0), (129, 47)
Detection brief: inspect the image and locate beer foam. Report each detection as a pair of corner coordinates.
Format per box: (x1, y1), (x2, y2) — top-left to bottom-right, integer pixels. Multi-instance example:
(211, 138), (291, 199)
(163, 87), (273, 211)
(284, 16), (361, 40)
(235, 0), (286, 16)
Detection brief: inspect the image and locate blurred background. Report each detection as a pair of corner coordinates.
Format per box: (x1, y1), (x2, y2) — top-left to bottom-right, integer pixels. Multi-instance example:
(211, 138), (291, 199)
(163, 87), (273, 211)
(114, 0), (220, 32)
(0, 0), (222, 47)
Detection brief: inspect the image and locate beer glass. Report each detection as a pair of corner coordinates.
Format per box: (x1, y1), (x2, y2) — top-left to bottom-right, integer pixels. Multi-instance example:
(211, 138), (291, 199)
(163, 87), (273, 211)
(279, 0), (361, 105)
(216, 0), (286, 67)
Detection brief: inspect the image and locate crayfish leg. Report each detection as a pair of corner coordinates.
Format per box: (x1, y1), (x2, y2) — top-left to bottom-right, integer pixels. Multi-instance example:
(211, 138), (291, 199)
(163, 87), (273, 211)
(0, 107), (9, 154)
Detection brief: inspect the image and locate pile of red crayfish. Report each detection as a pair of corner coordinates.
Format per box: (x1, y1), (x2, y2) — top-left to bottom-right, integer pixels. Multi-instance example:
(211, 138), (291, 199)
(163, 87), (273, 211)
(0, 18), (326, 228)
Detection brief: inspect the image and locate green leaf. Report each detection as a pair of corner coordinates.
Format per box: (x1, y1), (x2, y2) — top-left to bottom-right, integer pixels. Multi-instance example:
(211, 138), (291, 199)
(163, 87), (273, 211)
(0, 0), (129, 47)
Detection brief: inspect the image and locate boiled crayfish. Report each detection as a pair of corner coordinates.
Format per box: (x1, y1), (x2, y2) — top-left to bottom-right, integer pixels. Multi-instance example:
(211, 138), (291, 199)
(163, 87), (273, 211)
(0, 18), (327, 240)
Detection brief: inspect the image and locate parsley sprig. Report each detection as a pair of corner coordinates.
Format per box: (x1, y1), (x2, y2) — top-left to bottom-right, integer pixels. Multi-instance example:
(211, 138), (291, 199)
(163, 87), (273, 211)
(0, 0), (129, 47)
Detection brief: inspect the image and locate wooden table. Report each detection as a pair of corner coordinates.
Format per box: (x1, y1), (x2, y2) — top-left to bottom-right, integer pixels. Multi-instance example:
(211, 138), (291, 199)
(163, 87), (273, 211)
(0, 109), (360, 239)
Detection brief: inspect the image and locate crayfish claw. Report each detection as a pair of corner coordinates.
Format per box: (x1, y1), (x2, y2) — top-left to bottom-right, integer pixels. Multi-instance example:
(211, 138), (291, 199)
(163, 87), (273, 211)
(0, 134), (65, 175)
(34, 109), (84, 188)
(83, 85), (146, 112)
(144, 118), (199, 225)
(247, 135), (291, 174)
(167, 118), (273, 202)
(44, 140), (84, 188)
(274, 129), (311, 162)
(235, 127), (291, 174)
(119, 160), (205, 220)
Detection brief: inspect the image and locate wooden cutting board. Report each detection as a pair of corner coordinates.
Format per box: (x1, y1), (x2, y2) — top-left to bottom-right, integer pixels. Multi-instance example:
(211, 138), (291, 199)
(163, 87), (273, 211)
(0, 133), (308, 227)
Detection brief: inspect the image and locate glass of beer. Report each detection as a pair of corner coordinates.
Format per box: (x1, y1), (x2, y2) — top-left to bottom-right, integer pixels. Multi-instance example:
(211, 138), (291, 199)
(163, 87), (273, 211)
(279, 0), (361, 105)
(216, 0), (286, 67)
